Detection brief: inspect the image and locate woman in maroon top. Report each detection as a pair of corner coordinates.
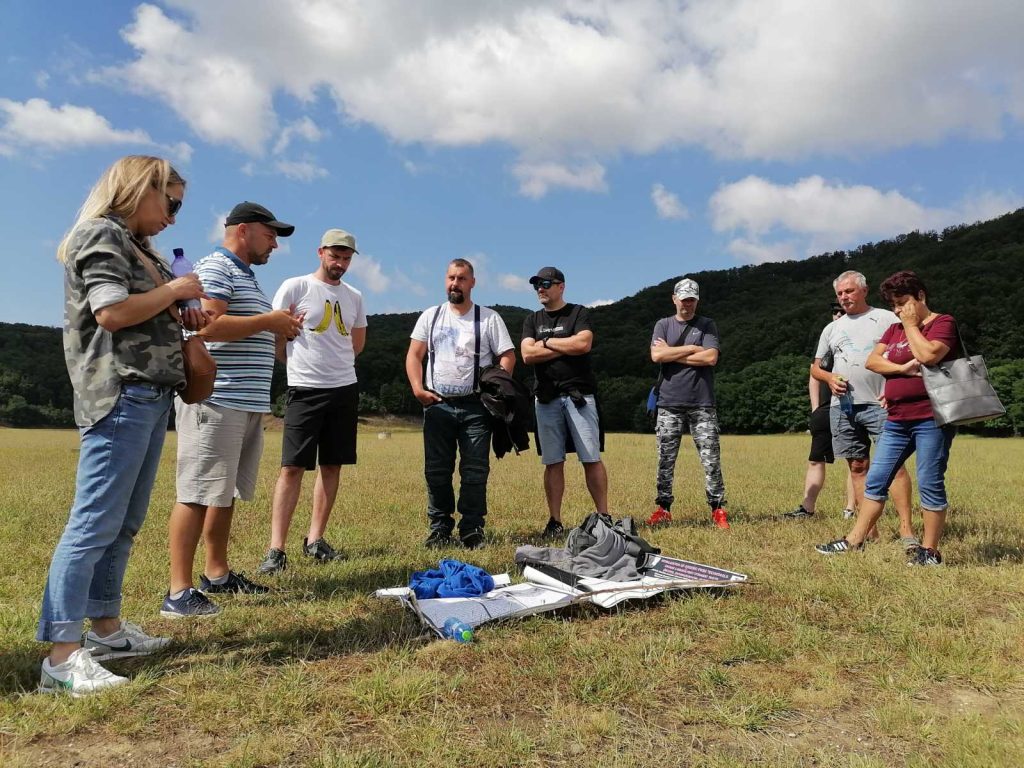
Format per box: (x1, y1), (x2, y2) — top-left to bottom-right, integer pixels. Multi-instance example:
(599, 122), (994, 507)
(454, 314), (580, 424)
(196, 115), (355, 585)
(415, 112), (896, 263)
(816, 271), (958, 565)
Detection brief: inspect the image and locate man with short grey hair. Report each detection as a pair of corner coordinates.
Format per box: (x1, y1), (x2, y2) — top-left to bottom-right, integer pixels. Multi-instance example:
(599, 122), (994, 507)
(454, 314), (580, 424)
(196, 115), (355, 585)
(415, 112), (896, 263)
(811, 270), (915, 545)
(648, 278), (729, 529)
(257, 228), (368, 574)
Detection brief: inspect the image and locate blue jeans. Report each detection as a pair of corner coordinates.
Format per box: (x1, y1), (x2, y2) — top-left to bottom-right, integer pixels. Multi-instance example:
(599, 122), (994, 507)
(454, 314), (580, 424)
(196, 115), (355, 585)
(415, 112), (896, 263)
(422, 397), (491, 537)
(864, 418), (956, 512)
(37, 383), (173, 643)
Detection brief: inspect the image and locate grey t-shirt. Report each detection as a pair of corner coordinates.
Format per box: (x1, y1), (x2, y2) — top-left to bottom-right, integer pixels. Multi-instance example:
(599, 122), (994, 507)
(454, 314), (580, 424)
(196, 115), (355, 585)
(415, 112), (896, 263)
(814, 307), (898, 405)
(652, 315), (720, 408)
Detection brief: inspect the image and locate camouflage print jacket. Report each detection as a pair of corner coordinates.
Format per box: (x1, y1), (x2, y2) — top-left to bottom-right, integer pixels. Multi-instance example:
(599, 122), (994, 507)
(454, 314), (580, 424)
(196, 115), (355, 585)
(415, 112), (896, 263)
(63, 216), (185, 426)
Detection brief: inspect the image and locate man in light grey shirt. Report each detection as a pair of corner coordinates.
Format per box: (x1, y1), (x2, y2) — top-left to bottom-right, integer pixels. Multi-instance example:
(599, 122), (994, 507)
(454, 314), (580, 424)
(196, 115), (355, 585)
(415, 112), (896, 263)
(811, 270), (915, 547)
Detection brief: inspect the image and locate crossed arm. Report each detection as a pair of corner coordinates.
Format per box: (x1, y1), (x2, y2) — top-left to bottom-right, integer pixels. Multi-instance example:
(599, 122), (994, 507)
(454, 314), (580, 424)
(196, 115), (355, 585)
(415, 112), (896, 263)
(650, 337), (718, 367)
(521, 329), (593, 365)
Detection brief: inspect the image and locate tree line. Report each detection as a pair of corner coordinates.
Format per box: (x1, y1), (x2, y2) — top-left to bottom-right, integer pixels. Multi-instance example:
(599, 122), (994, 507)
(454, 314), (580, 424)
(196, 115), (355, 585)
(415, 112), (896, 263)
(3, 209), (1023, 434)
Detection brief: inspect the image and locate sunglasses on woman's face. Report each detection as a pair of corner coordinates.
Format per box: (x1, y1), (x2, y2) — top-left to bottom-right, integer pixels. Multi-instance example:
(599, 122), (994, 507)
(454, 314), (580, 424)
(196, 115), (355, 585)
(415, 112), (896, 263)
(534, 279), (562, 290)
(832, 308), (845, 317)
(165, 193), (183, 218)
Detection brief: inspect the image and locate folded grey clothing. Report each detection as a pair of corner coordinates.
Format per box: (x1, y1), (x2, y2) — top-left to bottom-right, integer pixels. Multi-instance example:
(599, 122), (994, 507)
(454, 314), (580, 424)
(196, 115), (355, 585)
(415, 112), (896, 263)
(515, 512), (660, 582)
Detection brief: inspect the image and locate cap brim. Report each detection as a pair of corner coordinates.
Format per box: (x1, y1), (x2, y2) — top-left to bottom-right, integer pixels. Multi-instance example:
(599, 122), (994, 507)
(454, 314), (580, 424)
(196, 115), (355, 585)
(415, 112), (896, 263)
(267, 220), (295, 237)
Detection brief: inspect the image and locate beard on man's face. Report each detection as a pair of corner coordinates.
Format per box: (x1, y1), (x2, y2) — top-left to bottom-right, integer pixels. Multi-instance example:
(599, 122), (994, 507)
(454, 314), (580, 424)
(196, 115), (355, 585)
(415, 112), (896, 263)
(448, 288), (465, 304)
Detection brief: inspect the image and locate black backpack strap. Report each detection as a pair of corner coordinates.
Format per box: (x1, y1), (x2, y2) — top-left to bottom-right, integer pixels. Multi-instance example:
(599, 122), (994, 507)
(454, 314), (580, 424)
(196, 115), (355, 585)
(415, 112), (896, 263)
(472, 303), (481, 393)
(425, 304), (444, 390)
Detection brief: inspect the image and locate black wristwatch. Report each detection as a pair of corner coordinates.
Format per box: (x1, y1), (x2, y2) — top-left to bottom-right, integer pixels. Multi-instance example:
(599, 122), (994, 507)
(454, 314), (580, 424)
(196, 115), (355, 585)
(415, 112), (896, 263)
(542, 337), (549, 348)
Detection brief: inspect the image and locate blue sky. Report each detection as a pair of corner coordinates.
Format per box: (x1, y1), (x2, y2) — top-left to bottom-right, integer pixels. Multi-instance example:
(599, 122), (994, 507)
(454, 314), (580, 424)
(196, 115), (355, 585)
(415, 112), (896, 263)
(3, 0), (1023, 327)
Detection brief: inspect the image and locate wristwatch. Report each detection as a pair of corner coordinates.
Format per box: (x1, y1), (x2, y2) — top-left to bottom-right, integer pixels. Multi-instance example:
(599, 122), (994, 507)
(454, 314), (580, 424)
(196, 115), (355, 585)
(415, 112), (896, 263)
(542, 337), (549, 348)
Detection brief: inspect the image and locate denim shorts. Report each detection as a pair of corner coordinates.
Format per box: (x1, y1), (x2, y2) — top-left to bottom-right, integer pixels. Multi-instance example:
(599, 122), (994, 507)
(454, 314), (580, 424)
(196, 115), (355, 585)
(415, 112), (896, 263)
(830, 404), (887, 460)
(535, 395), (602, 465)
(864, 418), (956, 511)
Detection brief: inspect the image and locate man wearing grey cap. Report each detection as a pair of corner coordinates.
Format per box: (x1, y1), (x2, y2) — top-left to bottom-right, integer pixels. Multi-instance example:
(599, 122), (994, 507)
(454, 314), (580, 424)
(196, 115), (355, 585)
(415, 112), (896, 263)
(648, 278), (730, 529)
(521, 267), (608, 537)
(257, 229), (367, 574)
(162, 202), (304, 617)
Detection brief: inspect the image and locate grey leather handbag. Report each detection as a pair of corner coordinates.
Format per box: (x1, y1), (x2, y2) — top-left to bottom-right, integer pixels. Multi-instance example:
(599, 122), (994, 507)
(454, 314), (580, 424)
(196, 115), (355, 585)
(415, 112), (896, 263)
(921, 326), (1005, 426)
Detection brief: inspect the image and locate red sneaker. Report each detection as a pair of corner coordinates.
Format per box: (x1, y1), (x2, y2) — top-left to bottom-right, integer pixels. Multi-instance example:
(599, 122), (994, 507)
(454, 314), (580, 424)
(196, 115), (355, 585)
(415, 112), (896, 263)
(646, 506), (673, 526)
(711, 508), (730, 529)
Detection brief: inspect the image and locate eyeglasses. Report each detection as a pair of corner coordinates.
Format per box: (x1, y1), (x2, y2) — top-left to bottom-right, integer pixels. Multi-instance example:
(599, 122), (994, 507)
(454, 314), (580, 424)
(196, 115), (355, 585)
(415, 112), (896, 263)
(534, 279), (562, 290)
(832, 309), (845, 317)
(165, 193), (183, 218)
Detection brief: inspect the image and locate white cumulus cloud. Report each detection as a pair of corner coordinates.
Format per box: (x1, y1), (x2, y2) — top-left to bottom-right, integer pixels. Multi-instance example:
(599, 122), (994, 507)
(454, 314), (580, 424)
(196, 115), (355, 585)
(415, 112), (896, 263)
(499, 273), (532, 291)
(0, 97), (150, 149)
(91, 0), (1024, 175)
(275, 158), (328, 182)
(346, 253), (390, 293)
(651, 183), (689, 220)
(513, 159), (608, 199)
(586, 299), (615, 308)
(710, 175), (1023, 263)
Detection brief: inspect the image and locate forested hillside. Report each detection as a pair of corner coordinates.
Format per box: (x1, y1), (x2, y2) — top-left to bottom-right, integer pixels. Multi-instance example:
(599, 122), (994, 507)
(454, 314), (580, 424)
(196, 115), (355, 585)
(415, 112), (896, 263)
(4, 210), (1023, 433)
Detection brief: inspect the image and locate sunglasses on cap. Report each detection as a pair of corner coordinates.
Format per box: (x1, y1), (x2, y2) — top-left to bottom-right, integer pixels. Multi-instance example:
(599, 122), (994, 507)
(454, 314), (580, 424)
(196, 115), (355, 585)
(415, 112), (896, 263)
(165, 193), (183, 218)
(534, 279), (562, 290)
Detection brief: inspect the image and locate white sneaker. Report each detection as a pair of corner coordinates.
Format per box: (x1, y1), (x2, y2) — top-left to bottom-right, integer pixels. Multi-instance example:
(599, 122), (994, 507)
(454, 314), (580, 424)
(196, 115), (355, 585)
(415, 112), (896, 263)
(842, 508), (856, 519)
(84, 620), (172, 661)
(39, 648), (129, 697)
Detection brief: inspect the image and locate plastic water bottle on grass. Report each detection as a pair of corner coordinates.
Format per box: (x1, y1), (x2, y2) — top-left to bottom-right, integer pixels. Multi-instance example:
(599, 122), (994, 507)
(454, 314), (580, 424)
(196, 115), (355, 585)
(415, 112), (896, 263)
(171, 248), (202, 310)
(441, 617), (474, 643)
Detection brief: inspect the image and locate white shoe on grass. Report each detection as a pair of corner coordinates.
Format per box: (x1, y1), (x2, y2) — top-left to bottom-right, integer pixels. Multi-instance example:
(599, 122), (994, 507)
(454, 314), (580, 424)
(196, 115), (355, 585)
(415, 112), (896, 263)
(39, 648), (128, 697)
(84, 620), (171, 661)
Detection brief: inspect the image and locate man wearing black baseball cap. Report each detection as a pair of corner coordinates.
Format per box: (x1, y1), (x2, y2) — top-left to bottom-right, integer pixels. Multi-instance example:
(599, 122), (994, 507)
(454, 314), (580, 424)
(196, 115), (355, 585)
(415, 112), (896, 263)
(163, 201), (303, 617)
(521, 266), (608, 537)
(224, 201), (296, 237)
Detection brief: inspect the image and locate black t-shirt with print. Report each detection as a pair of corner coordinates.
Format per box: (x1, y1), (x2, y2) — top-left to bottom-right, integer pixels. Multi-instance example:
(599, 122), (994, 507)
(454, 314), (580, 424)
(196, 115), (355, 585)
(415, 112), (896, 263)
(522, 303), (597, 402)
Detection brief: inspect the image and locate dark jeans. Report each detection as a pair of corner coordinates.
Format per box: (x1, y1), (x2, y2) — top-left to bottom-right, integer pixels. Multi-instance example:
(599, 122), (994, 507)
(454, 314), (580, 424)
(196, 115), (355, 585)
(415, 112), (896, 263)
(422, 397), (491, 536)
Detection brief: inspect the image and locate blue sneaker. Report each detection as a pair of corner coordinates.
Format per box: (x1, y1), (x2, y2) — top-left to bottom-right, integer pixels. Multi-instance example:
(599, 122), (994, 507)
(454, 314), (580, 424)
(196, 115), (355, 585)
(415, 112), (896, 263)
(160, 588), (222, 619)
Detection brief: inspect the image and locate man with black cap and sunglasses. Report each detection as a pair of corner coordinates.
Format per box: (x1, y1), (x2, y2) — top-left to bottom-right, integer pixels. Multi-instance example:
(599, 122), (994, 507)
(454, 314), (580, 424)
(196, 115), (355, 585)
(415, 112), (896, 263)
(162, 201), (304, 618)
(521, 267), (608, 538)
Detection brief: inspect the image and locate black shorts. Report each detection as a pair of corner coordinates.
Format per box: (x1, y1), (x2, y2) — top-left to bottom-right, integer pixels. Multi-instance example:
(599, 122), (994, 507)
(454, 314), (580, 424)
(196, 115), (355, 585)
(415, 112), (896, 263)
(281, 384), (359, 470)
(808, 406), (835, 464)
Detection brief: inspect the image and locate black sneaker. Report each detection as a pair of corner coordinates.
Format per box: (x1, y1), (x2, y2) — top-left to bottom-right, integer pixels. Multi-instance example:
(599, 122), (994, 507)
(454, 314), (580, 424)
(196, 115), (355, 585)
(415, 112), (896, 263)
(542, 518), (565, 538)
(814, 538), (864, 555)
(461, 529), (486, 551)
(424, 530), (454, 549)
(302, 537), (345, 562)
(782, 505), (814, 520)
(199, 570), (270, 595)
(908, 547), (943, 566)
(257, 548), (288, 574)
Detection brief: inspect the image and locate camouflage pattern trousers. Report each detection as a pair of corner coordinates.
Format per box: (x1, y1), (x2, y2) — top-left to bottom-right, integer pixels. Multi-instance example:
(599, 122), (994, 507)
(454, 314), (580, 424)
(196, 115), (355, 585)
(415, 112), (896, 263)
(655, 406), (727, 510)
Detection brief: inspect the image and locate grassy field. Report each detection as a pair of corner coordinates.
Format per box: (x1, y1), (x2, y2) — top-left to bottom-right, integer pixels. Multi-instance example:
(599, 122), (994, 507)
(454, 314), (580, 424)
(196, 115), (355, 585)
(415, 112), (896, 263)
(0, 425), (1022, 767)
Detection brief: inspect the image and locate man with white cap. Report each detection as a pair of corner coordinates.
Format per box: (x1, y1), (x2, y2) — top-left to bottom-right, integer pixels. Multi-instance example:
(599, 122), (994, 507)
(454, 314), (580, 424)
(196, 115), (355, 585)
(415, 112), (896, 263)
(648, 277), (730, 529)
(257, 229), (367, 574)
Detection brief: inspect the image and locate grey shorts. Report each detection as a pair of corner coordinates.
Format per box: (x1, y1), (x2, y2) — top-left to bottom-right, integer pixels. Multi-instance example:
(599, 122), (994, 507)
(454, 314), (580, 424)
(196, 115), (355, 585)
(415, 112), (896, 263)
(830, 404), (886, 460)
(175, 400), (265, 507)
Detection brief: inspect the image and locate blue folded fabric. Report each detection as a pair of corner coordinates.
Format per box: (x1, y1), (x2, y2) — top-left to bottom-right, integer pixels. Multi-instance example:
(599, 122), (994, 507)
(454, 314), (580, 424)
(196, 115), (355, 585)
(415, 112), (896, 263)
(409, 559), (495, 599)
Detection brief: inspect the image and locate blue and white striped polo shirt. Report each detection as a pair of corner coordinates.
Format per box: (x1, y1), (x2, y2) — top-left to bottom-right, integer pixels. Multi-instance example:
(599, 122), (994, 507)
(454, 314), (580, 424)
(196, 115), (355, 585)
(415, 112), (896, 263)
(196, 247), (275, 413)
